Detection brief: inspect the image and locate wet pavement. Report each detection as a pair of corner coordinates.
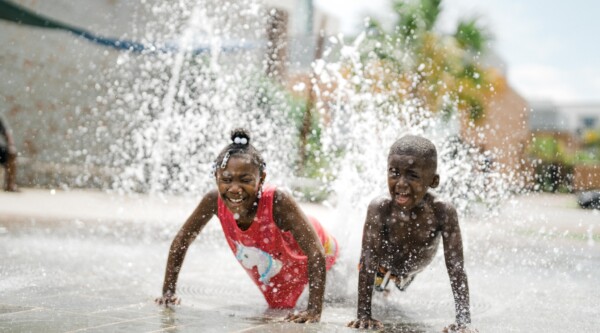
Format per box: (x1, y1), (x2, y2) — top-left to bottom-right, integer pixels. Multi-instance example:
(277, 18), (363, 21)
(1, 188), (599, 332)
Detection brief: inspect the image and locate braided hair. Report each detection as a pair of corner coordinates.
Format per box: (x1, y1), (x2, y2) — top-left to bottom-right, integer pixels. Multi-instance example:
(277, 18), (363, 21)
(213, 128), (266, 175)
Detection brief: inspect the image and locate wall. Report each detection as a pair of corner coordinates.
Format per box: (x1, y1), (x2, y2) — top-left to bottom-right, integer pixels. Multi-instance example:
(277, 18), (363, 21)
(0, 0), (272, 189)
(0, 0), (139, 187)
(573, 164), (600, 191)
(461, 75), (531, 177)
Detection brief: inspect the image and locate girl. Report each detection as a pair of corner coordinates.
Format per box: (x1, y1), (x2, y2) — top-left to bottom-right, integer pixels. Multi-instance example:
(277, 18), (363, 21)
(156, 128), (338, 323)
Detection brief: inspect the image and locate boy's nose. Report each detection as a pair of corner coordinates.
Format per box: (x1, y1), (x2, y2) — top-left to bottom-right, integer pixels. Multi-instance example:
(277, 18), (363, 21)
(396, 176), (408, 188)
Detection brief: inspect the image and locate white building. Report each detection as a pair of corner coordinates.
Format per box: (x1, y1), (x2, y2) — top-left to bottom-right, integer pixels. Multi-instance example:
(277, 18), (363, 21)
(529, 100), (600, 135)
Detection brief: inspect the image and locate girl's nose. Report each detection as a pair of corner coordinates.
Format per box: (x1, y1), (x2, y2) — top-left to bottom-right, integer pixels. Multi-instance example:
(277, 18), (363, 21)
(228, 183), (242, 194)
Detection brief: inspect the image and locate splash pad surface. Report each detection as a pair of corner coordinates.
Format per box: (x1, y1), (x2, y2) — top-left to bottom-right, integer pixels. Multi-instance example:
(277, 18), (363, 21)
(1, 189), (599, 333)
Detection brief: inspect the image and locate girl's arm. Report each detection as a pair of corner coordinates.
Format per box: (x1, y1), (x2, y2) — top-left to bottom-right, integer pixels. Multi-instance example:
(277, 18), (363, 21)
(157, 190), (218, 306)
(272, 189), (326, 323)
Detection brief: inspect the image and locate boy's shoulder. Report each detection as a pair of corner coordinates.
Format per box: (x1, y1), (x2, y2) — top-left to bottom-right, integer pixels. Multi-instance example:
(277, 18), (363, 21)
(368, 195), (393, 211)
(427, 193), (449, 208)
(427, 194), (458, 222)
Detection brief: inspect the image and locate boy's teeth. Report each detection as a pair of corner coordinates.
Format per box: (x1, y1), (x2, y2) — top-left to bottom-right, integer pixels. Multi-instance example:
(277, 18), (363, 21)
(230, 198), (243, 203)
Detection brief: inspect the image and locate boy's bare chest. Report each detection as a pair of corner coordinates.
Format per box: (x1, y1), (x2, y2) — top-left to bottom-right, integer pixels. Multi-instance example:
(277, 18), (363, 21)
(385, 208), (438, 241)
(381, 209), (440, 259)
(385, 221), (439, 245)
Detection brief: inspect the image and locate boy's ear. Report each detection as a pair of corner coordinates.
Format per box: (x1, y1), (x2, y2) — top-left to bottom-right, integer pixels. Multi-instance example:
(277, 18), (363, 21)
(430, 174), (440, 188)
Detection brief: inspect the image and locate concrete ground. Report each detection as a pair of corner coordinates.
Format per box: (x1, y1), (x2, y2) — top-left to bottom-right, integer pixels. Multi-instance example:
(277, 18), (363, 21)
(0, 188), (599, 333)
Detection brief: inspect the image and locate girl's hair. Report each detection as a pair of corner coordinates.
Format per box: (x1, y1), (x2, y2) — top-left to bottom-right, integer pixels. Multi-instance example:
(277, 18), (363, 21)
(213, 128), (266, 175)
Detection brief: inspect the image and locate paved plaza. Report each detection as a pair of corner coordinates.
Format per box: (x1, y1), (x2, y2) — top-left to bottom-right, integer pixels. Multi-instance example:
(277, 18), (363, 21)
(1, 188), (599, 332)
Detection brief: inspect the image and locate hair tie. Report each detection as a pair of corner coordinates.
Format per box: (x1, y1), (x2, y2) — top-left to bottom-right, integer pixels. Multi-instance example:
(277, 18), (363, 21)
(220, 151), (230, 168)
(233, 137), (248, 145)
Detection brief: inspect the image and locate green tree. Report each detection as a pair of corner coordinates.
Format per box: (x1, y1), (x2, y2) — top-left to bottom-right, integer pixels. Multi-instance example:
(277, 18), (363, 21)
(358, 0), (496, 120)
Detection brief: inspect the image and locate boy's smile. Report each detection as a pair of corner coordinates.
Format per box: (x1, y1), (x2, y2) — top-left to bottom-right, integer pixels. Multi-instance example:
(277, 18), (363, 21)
(387, 154), (439, 211)
(216, 155), (265, 220)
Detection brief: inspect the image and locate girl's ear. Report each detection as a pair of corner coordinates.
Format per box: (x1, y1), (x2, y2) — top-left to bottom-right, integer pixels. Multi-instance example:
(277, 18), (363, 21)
(260, 171), (267, 185)
(430, 174), (440, 188)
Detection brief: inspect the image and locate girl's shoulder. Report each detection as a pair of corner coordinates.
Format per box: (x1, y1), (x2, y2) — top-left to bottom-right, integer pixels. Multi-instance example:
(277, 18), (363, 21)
(271, 186), (294, 206)
(261, 184), (277, 197)
(202, 189), (220, 212)
(205, 188), (219, 202)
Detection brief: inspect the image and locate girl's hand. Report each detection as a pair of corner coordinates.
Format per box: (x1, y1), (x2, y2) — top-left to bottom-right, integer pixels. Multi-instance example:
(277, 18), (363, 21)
(155, 291), (180, 307)
(347, 317), (384, 330)
(284, 309), (321, 323)
(442, 323), (479, 333)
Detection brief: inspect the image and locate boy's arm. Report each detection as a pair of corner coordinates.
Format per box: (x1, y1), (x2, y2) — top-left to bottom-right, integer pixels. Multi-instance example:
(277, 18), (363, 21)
(439, 202), (471, 327)
(157, 190), (218, 305)
(348, 199), (384, 329)
(273, 189), (326, 323)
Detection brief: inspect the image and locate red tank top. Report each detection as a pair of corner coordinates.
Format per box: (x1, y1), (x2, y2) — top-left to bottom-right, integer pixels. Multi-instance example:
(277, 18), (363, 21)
(217, 185), (338, 308)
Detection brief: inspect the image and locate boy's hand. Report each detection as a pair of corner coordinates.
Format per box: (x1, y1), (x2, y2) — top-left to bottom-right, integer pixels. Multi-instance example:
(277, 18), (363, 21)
(284, 309), (321, 323)
(442, 323), (479, 333)
(155, 291), (181, 307)
(347, 317), (384, 330)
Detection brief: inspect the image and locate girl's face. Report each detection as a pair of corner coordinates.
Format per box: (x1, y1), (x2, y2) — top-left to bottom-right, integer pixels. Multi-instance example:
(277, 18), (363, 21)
(215, 155), (265, 219)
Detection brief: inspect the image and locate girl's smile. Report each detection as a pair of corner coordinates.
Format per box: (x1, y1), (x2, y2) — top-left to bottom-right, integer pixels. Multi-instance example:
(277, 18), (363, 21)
(216, 155), (264, 221)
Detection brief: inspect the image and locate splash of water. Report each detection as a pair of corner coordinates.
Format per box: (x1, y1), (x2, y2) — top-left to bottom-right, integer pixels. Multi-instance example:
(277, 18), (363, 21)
(77, 0), (524, 271)
(89, 0), (296, 195)
(307, 34), (524, 262)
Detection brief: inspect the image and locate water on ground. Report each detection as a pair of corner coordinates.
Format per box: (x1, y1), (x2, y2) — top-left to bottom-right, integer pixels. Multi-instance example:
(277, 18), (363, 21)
(0, 190), (599, 332)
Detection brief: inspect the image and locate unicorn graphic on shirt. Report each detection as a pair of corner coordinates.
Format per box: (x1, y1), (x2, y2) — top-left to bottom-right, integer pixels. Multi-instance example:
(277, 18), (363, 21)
(235, 242), (282, 285)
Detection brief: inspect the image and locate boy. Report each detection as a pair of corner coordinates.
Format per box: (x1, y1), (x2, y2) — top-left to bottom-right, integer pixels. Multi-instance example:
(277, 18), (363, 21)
(347, 135), (476, 332)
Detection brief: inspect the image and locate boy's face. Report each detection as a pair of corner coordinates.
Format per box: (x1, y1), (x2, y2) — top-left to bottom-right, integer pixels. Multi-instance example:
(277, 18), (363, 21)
(215, 155), (265, 218)
(387, 153), (439, 211)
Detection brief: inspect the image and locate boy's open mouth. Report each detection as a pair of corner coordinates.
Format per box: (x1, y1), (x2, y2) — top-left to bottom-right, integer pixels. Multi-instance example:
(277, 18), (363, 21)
(395, 193), (411, 205)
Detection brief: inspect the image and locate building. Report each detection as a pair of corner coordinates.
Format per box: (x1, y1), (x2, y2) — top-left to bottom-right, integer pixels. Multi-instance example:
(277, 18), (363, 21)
(460, 67), (531, 178)
(528, 101), (600, 190)
(0, 0), (338, 189)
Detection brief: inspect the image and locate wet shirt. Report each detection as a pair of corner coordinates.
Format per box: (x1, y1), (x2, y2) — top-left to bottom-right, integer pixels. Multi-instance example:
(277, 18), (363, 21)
(217, 185), (338, 308)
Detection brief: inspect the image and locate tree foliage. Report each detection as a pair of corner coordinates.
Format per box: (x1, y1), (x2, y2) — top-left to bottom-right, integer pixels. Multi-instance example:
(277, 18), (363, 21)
(355, 0), (497, 120)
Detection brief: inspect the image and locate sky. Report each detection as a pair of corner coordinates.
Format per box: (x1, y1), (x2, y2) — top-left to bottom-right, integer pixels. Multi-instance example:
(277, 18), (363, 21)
(314, 0), (600, 105)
